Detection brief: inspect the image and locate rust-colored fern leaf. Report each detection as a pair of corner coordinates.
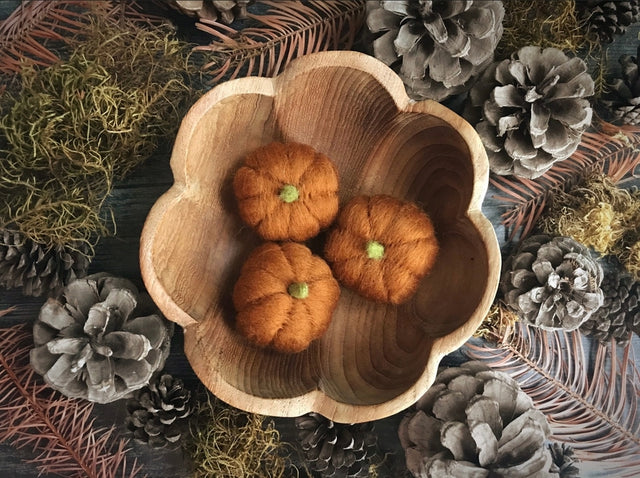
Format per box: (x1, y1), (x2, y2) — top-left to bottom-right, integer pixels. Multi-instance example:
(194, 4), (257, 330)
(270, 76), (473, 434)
(464, 323), (640, 477)
(0, 0), (164, 76)
(0, 323), (141, 478)
(491, 120), (640, 242)
(194, 0), (366, 84)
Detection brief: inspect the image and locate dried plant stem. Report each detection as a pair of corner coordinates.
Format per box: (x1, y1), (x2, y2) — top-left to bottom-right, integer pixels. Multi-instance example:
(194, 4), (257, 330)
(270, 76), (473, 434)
(492, 120), (640, 242)
(465, 322), (640, 475)
(195, 0), (366, 83)
(186, 393), (290, 478)
(0, 324), (140, 478)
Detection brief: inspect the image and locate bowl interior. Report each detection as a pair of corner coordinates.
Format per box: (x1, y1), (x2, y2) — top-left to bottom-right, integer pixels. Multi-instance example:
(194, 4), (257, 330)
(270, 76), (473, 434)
(147, 63), (492, 409)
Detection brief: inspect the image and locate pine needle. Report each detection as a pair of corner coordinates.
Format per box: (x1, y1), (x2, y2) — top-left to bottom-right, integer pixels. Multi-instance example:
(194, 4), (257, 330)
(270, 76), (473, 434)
(0, 324), (141, 478)
(194, 0), (365, 84)
(465, 323), (640, 476)
(491, 120), (640, 242)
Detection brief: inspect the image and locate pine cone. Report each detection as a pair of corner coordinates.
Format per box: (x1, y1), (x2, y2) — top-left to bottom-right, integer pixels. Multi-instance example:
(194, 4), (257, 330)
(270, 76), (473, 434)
(580, 262), (640, 345)
(548, 443), (580, 478)
(602, 47), (640, 125)
(126, 373), (193, 448)
(30, 273), (174, 403)
(366, 0), (505, 101)
(502, 235), (604, 331)
(466, 46), (594, 179)
(295, 413), (378, 478)
(576, 0), (640, 43)
(0, 229), (90, 297)
(399, 361), (557, 478)
(166, 0), (251, 24)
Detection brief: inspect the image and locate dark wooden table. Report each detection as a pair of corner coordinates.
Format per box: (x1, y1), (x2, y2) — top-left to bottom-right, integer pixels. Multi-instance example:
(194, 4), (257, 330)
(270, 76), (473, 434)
(1, 21), (639, 478)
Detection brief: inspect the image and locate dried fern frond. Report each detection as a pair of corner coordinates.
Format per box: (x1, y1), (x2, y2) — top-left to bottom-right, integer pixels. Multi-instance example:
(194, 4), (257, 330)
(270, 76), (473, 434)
(0, 324), (141, 478)
(194, 0), (366, 84)
(491, 120), (640, 242)
(0, 0), (165, 76)
(464, 322), (640, 477)
(0, 306), (16, 318)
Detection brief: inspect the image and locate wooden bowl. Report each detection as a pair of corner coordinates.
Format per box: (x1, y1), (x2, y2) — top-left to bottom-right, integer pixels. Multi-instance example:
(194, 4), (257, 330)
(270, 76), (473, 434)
(140, 51), (500, 423)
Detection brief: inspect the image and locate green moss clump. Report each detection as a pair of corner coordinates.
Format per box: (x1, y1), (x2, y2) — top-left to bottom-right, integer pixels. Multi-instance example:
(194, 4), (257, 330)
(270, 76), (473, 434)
(498, 0), (595, 58)
(0, 17), (199, 251)
(540, 174), (640, 257)
(185, 394), (291, 478)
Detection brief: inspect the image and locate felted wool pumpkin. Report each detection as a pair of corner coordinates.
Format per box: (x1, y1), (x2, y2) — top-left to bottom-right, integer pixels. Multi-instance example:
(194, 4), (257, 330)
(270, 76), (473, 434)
(233, 241), (340, 353)
(324, 195), (439, 304)
(233, 142), (339, 241)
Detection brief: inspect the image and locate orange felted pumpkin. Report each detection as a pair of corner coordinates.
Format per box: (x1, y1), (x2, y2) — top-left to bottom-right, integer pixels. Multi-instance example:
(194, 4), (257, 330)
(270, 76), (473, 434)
(233, 241), (340, 353)
(324, 195), (439, 304)
(233, 142), (339, 241)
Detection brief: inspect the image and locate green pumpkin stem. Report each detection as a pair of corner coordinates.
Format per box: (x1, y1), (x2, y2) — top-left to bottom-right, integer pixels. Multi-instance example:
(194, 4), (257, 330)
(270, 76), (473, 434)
(366, 240), (385, 260)
(288, 282), (309, 299)
(279, 184), (299, 203)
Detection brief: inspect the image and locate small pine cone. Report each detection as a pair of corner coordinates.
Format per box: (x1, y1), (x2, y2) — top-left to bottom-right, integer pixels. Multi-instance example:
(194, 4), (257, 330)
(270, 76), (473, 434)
(295, 413), (378, 478)
(579, 263), (640, 346)
(548, 443), (580, 478)
(30, 273), (174, 403)
(466, 46), (594, 179)
(166, 0), (252, 24)
(126, 373), (193, 448)
(576, 0), (640, 43)
(366, 0), (505, 101)
(601, 47), (640, 125)
(0, 229), (90, 297)
(399, 361), (556, 477)
(502, 235), (604, 331)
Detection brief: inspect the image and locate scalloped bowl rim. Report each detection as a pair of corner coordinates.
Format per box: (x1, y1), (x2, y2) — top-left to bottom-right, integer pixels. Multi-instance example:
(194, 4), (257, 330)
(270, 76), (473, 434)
(140, 50), (501, 422)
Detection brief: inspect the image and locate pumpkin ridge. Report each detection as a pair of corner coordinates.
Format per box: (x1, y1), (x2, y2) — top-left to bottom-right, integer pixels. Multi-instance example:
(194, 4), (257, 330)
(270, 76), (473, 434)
(244, 195), (282, 229)
(280, 242), (307, 278)
(301, 200), (322, 224)
(253, 263), (295, 284)
(241, 290), (289, 307)
(296, 153), (336, 190)
(246, 165), (296, 193)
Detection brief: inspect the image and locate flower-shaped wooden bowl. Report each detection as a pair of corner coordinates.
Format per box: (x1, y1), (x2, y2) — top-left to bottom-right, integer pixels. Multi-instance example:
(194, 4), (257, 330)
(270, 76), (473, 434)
(140, 51), (500, 423)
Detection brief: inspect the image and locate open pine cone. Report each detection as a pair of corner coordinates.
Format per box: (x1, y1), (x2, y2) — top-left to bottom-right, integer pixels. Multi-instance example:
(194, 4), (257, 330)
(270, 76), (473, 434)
(502, 235), (604, 331)
(0, 229), (90, 297)
(576, 0), (640, 43)
(602, 47), (640, 125)
(30, 273), (174, 403)
(399, 361), (558, 478)
(466, 46), (594, 179)
(165, 0), (252, 24)
(295, 413), (378, 478)
(126, 373), (193, 448)
(366, 0), (505, 101)
(580, 262), (640, 345)
(548, 443), (580, 478)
